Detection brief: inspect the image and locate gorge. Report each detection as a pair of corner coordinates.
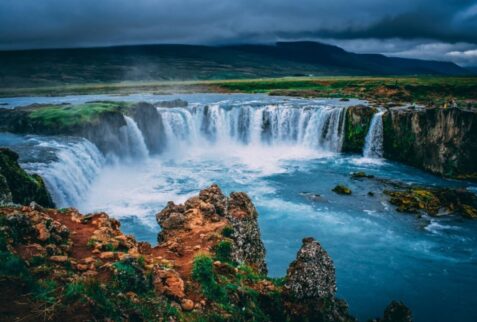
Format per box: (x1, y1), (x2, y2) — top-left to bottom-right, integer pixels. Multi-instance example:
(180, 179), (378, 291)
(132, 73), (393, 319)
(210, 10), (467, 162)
(1, 93), (477, 321)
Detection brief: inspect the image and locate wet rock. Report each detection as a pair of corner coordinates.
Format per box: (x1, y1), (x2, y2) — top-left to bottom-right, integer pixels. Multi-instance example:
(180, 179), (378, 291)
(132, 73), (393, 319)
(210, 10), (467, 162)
(155, 99), (188, 108)
(351, 171), (374, 179)
(380, 301), (413, 322)
(383, 107), (477, 180)
(342, 105), (377, 153)
(0, 148), (54, 207)
(384, 186), (477, 219)
(332, 184), (352, 195)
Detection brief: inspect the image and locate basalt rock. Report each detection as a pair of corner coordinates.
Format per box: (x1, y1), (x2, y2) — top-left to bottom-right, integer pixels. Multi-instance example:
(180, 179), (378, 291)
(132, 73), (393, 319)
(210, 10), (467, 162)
(284, 237), (354, 322)
(0, 148), (54, 207)
(383, 107), (477, 180)
(374, 301), (413, 322)
(226, 191), (267, 275)
(332, 184), (352, 195)
(342, 105), (377, 153)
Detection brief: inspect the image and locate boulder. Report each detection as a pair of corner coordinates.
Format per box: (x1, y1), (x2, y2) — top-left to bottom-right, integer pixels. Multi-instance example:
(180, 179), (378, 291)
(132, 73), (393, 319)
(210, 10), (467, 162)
(332, 184), (352, 195)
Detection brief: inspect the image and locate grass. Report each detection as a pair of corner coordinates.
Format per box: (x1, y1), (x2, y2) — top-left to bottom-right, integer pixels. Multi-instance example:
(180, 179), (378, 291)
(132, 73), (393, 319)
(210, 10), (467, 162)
(1, 76), (475, 107)
(27, 101), (132, 128)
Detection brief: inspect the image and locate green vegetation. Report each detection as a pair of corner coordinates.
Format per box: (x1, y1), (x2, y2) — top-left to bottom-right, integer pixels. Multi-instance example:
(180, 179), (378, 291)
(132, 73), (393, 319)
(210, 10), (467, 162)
(1, 77), (475, 108)
(213, 240), (234, 263)
(27, 101), (132, 129)
(191, 254), (285, 321)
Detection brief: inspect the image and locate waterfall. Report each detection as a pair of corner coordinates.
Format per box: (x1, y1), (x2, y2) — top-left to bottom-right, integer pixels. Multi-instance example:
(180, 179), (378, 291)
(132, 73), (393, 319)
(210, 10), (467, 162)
(122, 116), (150, 159)
(363, 111), (385, 158)
(154, 103), (348, 152)
(22, 138), (105, 207)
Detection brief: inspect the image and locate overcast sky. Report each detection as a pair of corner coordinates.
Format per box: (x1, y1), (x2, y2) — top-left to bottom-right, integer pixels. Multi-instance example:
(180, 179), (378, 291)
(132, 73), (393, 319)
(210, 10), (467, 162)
(1, 0), (476, 66)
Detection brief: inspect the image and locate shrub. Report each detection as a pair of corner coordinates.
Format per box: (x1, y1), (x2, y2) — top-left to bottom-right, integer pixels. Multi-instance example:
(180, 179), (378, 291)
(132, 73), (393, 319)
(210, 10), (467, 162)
(213, 240), (233, 263)
(221, 226), (234, 238)
(113, 258), (151, 293)
(192, 255), (226, 301)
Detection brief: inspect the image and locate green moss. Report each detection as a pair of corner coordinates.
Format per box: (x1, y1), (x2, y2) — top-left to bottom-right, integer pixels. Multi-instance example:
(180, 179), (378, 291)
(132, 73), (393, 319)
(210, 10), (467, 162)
(0, 148), (54, 207)
(27, 101), (132, 130)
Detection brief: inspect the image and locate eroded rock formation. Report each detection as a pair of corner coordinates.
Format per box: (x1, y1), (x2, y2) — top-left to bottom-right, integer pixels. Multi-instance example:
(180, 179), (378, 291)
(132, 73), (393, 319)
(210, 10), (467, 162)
(383, 107), (477, 180)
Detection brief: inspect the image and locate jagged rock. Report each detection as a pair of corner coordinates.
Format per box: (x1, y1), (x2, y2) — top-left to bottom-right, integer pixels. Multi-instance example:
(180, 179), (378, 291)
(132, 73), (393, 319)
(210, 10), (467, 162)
(351, 171), (374, 179)
(153, 268), (185, 299)
(284, 237), (336, 299)
(227, 191), (267, 275)
(49, 255), (68, 263)
(284, 237), (354, 322)
(332, 184), (352, 195)
(199, 184), (227, 216)
(35, 223), (50, 241)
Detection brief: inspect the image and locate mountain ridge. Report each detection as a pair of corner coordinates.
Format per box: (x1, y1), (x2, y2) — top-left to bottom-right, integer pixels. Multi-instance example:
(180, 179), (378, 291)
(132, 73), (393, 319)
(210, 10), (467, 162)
(0, 41), (469, 89)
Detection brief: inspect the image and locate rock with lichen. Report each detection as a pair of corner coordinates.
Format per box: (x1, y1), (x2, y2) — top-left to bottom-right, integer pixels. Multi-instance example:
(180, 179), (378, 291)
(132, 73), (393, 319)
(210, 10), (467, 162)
(284, 237), (355, 322)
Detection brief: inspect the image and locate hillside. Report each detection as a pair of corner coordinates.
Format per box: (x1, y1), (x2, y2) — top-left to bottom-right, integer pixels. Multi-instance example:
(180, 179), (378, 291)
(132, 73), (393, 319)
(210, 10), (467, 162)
(0, 41), (469, 89)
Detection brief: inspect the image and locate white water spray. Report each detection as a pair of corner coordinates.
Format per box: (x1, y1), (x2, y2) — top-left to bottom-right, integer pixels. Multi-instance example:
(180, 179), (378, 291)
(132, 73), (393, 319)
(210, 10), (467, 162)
(122, 116), (150, 159)
(363, 111), (385, 158)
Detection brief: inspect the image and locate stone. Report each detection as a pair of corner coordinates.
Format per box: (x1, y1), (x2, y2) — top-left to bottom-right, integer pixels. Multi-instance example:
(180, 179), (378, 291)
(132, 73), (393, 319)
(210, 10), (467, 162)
(153, 268), (185, 299)
(49, 255), (68, 263)
(461, 204), (477, 219)
(181, 299), (194, 311)
(284, 237), (336, 299)
(332, 184), (352, 195)
(381, 301), (413, 322)
(35, 223), (50, 241)
(99, 251), (116, 260)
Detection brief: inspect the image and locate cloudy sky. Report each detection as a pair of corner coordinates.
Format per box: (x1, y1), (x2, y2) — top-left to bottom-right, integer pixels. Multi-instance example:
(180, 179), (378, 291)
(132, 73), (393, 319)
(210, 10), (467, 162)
(1, 0), (476, 66)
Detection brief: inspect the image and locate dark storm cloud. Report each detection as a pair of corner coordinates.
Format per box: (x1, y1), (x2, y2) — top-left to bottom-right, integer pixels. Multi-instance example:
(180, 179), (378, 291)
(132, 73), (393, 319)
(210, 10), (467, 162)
(0, 0), (476, 64)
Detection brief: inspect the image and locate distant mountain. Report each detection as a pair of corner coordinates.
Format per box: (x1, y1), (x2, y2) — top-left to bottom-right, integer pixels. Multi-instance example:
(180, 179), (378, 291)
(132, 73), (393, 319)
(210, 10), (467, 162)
(466, 66), (477, 75)
(0, 41), (469, 89)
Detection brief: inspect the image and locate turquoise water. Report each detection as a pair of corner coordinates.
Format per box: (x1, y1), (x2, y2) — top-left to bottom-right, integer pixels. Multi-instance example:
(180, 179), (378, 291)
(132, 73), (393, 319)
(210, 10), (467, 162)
(1, 93), (476, 321)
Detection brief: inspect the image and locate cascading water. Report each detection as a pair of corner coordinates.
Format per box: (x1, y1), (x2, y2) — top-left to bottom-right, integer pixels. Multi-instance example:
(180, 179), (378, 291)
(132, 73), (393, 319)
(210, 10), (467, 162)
(154, 103), (348, 152)
(121, 116), (150, 159)
(21, 138), (106, 207)
(363, 110), (385, 158)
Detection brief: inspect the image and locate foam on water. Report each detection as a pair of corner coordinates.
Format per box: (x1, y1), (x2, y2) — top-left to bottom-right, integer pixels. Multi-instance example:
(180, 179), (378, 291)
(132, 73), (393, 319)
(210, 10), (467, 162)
(1, 94), (477, 322)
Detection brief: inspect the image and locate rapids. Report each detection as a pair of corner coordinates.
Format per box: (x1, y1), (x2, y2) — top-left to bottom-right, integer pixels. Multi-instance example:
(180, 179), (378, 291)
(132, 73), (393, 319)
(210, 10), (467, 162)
(1, 94), (476, 322)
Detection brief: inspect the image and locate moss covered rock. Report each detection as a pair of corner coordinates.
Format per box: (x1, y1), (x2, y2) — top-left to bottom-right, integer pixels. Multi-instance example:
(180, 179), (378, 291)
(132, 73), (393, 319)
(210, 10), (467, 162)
(342, 105), (377, 153)
(332, 184), (352, 195)
(0, 148), (54, 207)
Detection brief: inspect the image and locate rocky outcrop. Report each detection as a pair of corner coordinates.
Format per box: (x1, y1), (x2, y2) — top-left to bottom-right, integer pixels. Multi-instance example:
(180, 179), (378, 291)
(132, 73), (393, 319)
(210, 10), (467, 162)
(383, 107), (477, 180)
(384, 186), (477, 219)
(342, 105), (377, 153)
(0, 148), (54, 207)
(156, 184), (267, 274)
(283, 237), (354, 322)
(0, 185), (411, 322)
